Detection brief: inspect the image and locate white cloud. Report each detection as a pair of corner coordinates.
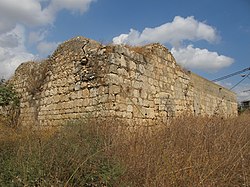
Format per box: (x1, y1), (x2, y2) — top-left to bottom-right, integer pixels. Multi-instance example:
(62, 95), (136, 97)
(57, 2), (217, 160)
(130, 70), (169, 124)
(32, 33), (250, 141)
(37, 41), (59, 56)
(0, 25), (35, 79)
(0, 0), (96, 34)
(171, 45), (234, 72)
(0, 0), (96, 79)
(113, 16), (218, 46)
(113, 16), (233, 73)
(48, 0), (96, 14)
(0, 0), (53, 31)
(28, 29), (48, 44)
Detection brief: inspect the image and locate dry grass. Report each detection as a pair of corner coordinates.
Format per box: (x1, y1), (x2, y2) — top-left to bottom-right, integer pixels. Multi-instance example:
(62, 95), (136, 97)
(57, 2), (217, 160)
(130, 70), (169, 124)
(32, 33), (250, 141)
(0, 114), (249, 186)
(112, 114), (250, 186)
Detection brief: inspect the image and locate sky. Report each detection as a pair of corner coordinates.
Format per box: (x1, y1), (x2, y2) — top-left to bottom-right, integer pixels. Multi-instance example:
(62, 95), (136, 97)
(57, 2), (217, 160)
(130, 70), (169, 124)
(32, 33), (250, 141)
(0, 0), (250, 102)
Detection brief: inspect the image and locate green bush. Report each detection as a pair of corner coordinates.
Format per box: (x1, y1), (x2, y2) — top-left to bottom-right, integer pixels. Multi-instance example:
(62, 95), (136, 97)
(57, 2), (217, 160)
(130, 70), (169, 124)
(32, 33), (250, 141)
(0, 79), (19, 107)
(0, 79), (20, 127)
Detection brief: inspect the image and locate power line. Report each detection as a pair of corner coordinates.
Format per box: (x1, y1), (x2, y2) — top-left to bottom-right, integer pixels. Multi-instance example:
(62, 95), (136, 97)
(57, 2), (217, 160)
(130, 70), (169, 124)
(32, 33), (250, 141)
(243, 89), (250, 92)
(212, 67), (250, 82)
(230, 72), (250, 90)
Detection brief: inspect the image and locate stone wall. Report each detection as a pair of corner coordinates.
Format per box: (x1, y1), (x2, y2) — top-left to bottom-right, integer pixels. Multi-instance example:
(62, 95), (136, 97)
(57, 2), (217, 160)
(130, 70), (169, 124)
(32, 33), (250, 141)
(8, 36), (237, 126)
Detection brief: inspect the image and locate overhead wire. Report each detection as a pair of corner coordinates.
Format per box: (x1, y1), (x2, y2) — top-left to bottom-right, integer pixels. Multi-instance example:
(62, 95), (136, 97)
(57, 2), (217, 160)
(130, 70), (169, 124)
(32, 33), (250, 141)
(243, 89), (250, 92)
(212, 67), (250, 82)
(230, 72), (250, 90)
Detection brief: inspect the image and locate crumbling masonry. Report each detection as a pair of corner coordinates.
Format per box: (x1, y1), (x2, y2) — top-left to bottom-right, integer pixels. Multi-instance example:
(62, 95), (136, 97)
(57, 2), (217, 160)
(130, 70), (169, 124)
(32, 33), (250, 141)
(9, 36), (237, 126)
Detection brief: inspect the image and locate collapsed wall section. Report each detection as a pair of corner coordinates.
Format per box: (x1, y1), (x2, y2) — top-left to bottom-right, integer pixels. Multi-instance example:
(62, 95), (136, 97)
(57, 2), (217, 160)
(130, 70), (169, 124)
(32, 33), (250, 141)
(8, 36), (237, 127)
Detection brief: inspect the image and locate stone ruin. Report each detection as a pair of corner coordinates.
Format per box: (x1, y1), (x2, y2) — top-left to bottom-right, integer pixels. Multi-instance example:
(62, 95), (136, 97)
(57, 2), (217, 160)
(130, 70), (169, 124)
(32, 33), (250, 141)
(8, 36), (237, 126)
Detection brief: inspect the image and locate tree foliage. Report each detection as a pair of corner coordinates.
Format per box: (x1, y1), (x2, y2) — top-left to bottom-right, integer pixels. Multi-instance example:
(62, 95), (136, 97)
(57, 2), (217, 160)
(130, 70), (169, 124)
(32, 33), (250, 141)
(0, 79), (20, 127)
(0, 79), (20, 107)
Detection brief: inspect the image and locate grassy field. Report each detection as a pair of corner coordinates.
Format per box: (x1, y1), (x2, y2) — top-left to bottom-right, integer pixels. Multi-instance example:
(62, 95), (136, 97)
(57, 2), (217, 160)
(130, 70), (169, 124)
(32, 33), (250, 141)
(0, 113), (249, 186)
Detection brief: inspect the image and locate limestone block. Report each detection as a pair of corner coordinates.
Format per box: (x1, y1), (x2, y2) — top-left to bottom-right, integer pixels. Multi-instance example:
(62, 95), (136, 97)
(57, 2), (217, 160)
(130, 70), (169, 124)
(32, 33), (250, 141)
(115, 111), (125, 118)
(117, 68), (129, 77)
(144, 108), (155, 119)
(170, 85), (174, 91)
(45, 90), (50, 96)
(89, 98), (98, 106)
(124, 79), (131, 86)
(138, 64), (145, 74)
(107, 73), (123, 85)
(82, 98), (90, 106)
(120, 56), (127, 67)
(150, 85), (157, 94)
(153, 80), (159, 86)
(118, 103), (127, 111)
(89, 88), (97, 97)
(133, 53), (143, 62)
(116, 95), (127, 103)
(129, 71), (136, 78)
(109, 64), (118, 74)
(62, 95), (69, 102)
(132, 98), (138, 105)
(138, 98), (143, 106)
(154, 98), (161, 105)
(142, 100), (151, 107)
(54, 95), (61, 103)
(129, 61), (136, 70)
(85, 106), (95, 112)
(159, 105), (166, 111)
(144, 69), (151, 77)
(148, 78), (154, 85)
(48, 82), (52, 88)
(109, 85), (120, 94)
(140, 90), (147, 99)
(159, 92), (170, 99)
(132, 81), (143, 89)
(125, 98), (133, 105)
(99, 94), (108, 103)
(133, 89), (140, 98)
(75, 83), (81, 91)
(108, 55), (120, 66)
(127, 105), (133, 112)
(108, 94), (116, 102)
(125, 112), (132, 118)
(58, 87), (64, 94)
(70, 92), (78, 100)
(82, 88), (90, 97)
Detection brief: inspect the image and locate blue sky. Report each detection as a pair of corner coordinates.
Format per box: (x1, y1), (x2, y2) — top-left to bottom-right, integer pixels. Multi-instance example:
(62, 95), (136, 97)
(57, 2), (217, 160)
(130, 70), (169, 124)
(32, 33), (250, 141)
(0, 0), (249, 101)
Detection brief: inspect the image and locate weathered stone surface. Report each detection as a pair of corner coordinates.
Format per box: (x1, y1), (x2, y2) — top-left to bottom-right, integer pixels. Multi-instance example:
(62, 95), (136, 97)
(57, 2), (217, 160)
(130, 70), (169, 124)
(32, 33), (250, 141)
(7, 36), (237, 126)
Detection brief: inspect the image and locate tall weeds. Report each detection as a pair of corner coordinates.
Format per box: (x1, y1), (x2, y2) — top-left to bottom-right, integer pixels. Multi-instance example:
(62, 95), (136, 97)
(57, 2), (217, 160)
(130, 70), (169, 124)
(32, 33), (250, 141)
(0, 114), (249, 186)
(0, 120), (123, 186)
(112, 115), (250, 186)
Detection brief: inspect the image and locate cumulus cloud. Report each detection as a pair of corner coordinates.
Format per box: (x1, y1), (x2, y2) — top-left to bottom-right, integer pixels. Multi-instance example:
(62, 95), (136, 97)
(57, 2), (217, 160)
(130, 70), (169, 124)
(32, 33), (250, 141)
(0, 0), (96, 33)
(28, 30), (48, 44)
(113, 16), (234, 72)
(171, 45), (234, 72)
(48, 0), (95, 14)
(37, 41), (59, 56)
(113, 16), (218, 46)
(0, 25), (35, 79)
(0, 0), (53, 31)
(0, 0), (95, 79)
